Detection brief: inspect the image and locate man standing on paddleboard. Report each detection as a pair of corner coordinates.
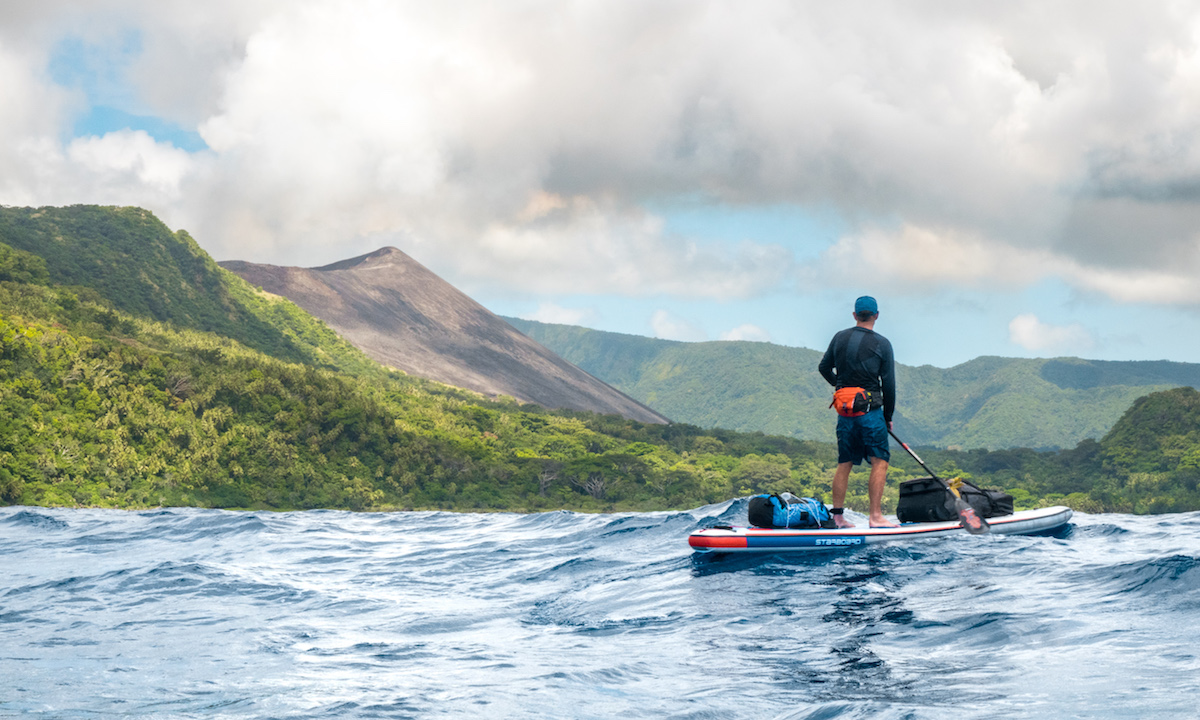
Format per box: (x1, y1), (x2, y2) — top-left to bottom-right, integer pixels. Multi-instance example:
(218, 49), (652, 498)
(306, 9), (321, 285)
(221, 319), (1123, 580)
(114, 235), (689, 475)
(818, 296), (898, 528)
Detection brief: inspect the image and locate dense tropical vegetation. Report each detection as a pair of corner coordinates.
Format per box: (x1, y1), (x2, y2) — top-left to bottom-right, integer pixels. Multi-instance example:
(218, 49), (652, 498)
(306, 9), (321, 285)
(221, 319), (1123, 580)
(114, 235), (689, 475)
(0, 206), (862, 512)
(0, 253), (895, 512)
(928, 386), (1200, 515)
(2, 205), (1198, 515)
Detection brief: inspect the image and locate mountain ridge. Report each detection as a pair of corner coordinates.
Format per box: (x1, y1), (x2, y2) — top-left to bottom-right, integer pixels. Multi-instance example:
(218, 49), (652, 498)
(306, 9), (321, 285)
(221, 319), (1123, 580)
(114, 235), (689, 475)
(220, 249), (669, 424)
(504, 316), (1200, 450)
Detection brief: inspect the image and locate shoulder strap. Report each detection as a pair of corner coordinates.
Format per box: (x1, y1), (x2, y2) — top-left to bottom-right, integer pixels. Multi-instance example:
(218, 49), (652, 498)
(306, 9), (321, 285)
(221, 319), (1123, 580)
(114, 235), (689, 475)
(839, 329), (866, 383)
(844, 328), (882, 366)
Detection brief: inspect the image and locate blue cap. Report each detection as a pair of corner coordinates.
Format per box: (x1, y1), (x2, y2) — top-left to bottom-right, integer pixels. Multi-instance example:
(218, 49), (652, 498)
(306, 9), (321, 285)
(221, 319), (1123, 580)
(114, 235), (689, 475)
(854, 296), (878, 315)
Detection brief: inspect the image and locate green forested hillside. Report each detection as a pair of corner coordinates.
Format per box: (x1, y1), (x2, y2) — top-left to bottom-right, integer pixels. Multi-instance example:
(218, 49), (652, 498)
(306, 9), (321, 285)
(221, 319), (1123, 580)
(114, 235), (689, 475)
(3, 205), (1197, 516)
(0, 206), (887, 512)
(506, 317), (1199, 450)
(915, 386), (1200, 514)
(0, 205), (376, 376)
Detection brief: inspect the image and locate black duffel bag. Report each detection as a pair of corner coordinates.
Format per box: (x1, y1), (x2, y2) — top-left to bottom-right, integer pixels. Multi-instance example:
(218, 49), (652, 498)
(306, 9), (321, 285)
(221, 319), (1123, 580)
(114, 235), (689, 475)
(896, 477), (1014, 523)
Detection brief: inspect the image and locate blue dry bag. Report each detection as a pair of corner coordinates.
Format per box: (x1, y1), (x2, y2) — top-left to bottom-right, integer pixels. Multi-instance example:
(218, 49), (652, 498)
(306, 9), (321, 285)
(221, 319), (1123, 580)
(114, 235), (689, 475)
(747, 493), (836, 529)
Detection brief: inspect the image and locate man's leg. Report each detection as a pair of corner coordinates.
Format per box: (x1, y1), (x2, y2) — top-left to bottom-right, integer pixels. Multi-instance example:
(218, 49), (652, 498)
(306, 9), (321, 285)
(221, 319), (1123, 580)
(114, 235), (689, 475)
(832, 461), (854, 528)
(867, 457), (896, 527)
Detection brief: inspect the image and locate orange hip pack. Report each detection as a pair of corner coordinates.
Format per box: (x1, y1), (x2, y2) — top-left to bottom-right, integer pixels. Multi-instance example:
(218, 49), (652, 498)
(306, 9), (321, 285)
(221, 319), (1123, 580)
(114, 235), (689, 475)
(830, 386), (873, 417)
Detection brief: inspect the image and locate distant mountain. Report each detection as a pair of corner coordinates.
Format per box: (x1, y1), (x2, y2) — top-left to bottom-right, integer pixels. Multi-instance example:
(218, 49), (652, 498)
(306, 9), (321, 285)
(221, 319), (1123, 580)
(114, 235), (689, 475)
(505, 317), (1200, 450)
(221, 249), (669, 424)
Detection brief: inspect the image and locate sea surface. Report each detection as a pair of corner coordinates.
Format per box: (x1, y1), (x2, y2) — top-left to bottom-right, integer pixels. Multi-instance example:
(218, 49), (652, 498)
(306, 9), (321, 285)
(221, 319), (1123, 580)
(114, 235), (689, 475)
(2, 502), (1199, 719)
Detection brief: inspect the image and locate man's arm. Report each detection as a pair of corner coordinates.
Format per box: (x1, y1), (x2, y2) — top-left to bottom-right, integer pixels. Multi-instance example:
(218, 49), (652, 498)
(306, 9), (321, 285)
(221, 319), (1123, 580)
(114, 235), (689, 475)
(818, 335), (839, 387)
(880, 339), (896, 424)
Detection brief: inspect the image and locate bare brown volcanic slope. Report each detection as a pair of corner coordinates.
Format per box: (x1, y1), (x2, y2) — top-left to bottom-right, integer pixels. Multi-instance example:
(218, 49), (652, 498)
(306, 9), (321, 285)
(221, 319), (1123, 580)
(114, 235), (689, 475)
(220, 248), (669, 424)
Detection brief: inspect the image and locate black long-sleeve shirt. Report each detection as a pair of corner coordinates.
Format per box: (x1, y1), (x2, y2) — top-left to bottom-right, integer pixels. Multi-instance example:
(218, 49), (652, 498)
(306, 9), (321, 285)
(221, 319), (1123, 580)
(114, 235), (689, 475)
(818, 326), (896, 423)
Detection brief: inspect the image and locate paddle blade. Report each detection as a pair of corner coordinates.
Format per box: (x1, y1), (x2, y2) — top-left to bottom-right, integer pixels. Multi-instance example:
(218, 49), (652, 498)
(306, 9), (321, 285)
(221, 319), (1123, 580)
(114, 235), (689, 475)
(955, 498), (990, 535)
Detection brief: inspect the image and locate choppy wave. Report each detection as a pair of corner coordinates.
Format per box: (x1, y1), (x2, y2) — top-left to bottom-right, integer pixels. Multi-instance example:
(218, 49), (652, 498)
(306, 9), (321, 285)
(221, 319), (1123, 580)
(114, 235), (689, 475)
(2, 501), (1199, 719)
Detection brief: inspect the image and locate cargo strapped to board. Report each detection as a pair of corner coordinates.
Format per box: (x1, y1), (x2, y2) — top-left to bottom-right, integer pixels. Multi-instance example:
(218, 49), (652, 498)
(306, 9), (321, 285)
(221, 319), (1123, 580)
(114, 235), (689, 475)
(748, 493), (837, 529)
(896, 477), (1014, 523)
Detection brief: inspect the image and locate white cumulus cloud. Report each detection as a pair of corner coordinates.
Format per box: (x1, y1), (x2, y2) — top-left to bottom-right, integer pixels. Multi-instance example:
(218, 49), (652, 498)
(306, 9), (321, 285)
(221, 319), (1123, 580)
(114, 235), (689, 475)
(651, 310), (707, 342)
(815, 222), (1200, 305)
(720, 324), (772, 342)
(5, 1), (1200, 307)
(1009, 313), (1095, 353)
(520, 302), (598, 327)
(67, 130), (195, 197)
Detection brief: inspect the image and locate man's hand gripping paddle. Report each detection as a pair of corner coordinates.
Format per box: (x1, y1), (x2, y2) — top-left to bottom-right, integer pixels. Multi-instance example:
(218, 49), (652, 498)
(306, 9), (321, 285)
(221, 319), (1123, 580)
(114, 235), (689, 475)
(888, 429), (989, 535)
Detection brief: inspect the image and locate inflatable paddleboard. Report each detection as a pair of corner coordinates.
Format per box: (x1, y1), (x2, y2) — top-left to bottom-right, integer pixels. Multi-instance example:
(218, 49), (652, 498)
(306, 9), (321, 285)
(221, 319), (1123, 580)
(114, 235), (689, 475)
(689, 505), (1072, 553)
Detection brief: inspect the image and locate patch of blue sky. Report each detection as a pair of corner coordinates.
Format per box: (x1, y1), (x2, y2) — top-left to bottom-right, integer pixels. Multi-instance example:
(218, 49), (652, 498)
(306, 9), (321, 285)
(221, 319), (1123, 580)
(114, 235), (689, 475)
(477, 203), (854, 349)
(489, 291), (811, 347)
(48, 30), (207, 152)
(878, 278), (1200, 368)
(486, 274), (1200, 369)
(48, 31), (142, 104)
(71, 106), (208, 151)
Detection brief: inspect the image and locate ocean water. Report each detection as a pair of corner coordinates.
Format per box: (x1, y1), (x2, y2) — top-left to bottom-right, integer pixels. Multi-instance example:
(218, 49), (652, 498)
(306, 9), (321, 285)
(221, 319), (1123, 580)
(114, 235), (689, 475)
(2, 502), (1199, 719)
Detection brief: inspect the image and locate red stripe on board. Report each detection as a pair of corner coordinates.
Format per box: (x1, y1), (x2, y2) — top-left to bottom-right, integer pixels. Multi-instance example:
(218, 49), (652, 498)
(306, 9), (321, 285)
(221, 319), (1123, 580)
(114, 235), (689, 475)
(689, 535), (748, 549)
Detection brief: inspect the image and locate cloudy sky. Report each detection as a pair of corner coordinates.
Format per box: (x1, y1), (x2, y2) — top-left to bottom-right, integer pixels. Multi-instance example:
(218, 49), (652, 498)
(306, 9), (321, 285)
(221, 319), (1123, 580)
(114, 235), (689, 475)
(3, 0), (1200, 367)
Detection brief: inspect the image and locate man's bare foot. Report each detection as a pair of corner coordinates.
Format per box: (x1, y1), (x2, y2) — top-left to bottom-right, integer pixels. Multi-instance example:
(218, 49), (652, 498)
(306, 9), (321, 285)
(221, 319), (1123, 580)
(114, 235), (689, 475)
(835, 515), (855, 529)
(869, 516), (900, 528)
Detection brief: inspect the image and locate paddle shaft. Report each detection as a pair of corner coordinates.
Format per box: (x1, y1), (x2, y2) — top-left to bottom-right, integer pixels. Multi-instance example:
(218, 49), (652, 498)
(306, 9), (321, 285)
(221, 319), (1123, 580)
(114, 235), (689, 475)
(887, 428), (938, 479)
(888, 428), (990, 534)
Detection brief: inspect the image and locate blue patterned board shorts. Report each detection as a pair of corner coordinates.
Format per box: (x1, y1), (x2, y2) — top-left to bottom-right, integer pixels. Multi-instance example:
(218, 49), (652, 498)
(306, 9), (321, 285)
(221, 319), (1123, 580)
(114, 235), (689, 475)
(836, 408), (890, 465)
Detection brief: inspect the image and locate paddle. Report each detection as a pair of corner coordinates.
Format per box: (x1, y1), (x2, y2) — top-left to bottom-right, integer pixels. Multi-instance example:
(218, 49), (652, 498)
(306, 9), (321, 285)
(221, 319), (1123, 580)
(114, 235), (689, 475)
(888, 428), (989, 535)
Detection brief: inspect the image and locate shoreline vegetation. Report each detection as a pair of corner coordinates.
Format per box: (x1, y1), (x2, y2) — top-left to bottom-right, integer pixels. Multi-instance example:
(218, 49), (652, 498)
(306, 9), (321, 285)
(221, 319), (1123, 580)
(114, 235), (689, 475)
(2, 205), (1199, 515)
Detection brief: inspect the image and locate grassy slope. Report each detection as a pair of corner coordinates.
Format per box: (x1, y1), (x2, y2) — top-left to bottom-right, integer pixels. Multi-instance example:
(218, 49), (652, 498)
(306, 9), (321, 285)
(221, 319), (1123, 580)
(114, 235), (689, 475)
(0, 205), (374, 376)
(507, 317), (1197, 450)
